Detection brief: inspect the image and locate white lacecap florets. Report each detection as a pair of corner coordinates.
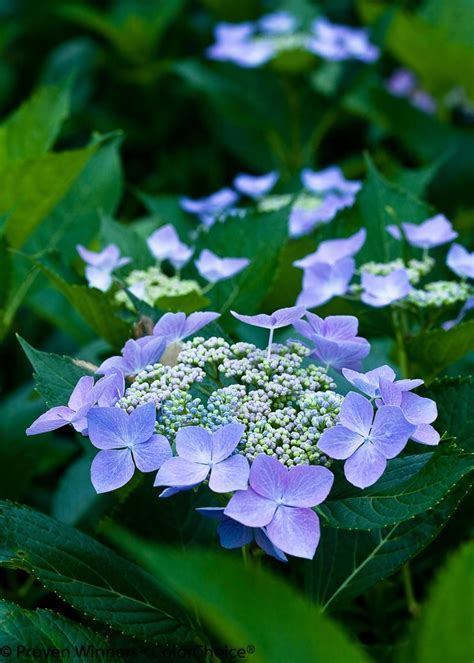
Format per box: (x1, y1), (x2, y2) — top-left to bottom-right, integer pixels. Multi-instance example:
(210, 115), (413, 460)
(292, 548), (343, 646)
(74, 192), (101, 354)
(117, 336), (341, 467)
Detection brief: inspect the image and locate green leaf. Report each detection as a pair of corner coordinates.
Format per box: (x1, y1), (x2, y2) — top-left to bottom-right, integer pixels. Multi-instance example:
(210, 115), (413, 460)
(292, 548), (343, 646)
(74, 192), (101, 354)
(135, 192), (196, 240)
(406, 321), (474, 382)
(0, 384), (76, 500)
(17, 336), (93, 407)
(320, 448), (474, 530)
(37, 264), (131, 348)
(0, 502), (193, 643)
(100, 212), (153, 270)
(108, 529), (371, 663)
(201, 207), (289, 314)
(0, 600), (108, 649)
(404, 539), (474, 663)
(0, 81), (70, 163)
(424, 377), (474, 452)
(358, 1), (474, 99)
(2, 146), (96, 249)
(155, 291), (209, 315)
(52, 454), (101, 525)
(310, 479), (470, 610)
(357, 155), (432, 263)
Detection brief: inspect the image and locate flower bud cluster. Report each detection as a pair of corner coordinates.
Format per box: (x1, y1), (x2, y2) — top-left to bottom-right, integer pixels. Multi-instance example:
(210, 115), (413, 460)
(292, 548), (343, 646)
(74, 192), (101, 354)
(408, 280), (474, 308)
(115, 266), (202, 309)
(116, 336), (341, 467)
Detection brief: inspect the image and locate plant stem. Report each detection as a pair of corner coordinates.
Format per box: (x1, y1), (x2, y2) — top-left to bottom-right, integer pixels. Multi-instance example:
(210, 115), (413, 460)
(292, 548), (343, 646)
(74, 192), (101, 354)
(391, 308), (409, 378)
(266, 328), (274, 361)
(402, 563), (420, 617)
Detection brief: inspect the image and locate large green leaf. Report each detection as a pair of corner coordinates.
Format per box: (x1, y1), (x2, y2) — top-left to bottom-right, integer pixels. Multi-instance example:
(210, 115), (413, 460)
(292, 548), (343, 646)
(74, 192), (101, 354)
(37, 264), (131, 348)
(358, 1), (474, 99)
(18, 336), (94, 407)
(309, 480), (470, 610)
(200, 207), (289, 314)
(403, 540), (474, 663)
(109, 529), (371, 663)
(406, 321), (474, 382)
(2, 146), (96, 249)
(424, 377), (474, 452)
(0, 600), (108, 649)
(0, 81), (70, 163)
(321, 448), (474, 529)
(357, 155), (432, 263)
(100, 212), (153, 270)
(0, 502), (193, 643)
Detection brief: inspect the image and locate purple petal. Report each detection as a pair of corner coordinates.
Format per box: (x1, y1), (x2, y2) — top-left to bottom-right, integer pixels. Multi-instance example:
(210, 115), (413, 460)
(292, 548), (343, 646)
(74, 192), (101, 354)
(378, 379), (403, 407)
(128, 402), (157, 445)
(209, 454), (250, 493)
(224, 488), (277, 527)
(283, 465), (334, 507)
(249, 453), (288, 500)
(183, 312), (221, 338)
(132, 434), (172, 472)
(91, 449), (135, 493)
(395, 378), (424, 391)
(233, 172), (278, 198)
(344, 443), (387, 489)
(317, 424), (364, 459)
(266, 506), (320, 560)
(26, 406), (74, 435)
(401, 215), (457, 249)
(323, 315), (359, 340)
(400, 392), (437, 425)
(339, 392), (374, 437)
(411, 424), (440, 446)
(154, 457), (209, 488)
(312, 337), (370, 372)
(342, 365), (396, 398)
(447, 244), (474, 279)
(87, 407), (130, 449)
(230, 312), (273, 329)
(218, 519), (254, 549)
(211, 423), (246, 462)
(231, 306), (305, 330)
(140, 336), (166, 367)
(84, 266), (113, 292)
(95, 371), (125, 407)
(371, 405), (415, 458)
(294, 229), (366, 269)
(67, 376), (95, 410)
(195, 249), (249, 283)
(152, 312), (186, 341)
(176, 426), (213, 463)
(296, 258), (355, 308)
(254, 529), (288, 562)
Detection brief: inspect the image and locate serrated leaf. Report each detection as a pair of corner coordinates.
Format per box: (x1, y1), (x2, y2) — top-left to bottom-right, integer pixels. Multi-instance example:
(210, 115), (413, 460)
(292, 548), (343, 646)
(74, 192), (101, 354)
(424, 377), (474, 452)
(37, 264), (131, 348)
(18, 336), (93, 407)
(0, 502), (193, 643)
(406, 321), (474, 382)
(404, 539), (474, 662)
(108, 528), (371, 663)
(0, 600), (108, 649)
(309, 480), (470, 610)
(320, 448), (474, 530)
(0, 81), (70, 163)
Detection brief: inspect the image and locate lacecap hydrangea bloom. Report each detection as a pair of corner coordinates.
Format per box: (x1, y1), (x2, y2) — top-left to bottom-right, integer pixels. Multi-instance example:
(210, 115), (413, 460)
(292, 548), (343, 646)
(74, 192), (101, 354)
(26, 309), (439, 561)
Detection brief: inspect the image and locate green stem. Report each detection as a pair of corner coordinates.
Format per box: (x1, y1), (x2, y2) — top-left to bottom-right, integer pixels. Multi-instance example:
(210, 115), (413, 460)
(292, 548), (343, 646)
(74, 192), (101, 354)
(402, 563), (420, 617)
(391, 308), (409, 378)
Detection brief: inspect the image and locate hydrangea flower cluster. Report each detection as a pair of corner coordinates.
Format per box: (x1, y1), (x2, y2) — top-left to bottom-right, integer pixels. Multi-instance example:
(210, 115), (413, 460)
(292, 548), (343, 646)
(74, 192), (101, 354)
(77, 222), (249, 297)
(181, 165), (361, 237)
(26, 309), (440, 561)
(207, 12), (379, 68)
(295, 214), (473, 327)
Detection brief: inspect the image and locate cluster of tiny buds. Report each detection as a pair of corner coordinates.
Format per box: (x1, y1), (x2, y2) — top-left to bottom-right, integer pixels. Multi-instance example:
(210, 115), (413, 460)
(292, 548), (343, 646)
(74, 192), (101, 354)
(115, 266), (202, 309)
(358, 256), (435, 284)
(116, 336), (341, 468)
(408, 280), (474, 308)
